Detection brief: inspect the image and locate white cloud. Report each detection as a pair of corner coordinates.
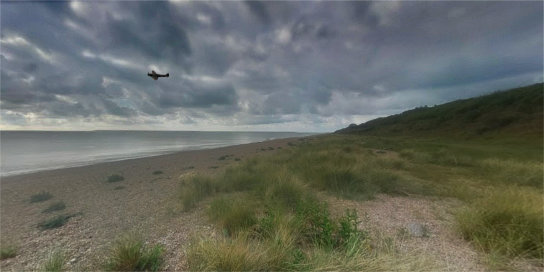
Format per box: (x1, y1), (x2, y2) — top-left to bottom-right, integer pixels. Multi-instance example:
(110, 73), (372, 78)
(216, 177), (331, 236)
(81, 50), (138, 69)
(55, 94), (78, 105)
(70, 1), (88, 17)
(196, 13), (212, 25)
(276, 27), (291, 45)
(0, 34), (55, 63)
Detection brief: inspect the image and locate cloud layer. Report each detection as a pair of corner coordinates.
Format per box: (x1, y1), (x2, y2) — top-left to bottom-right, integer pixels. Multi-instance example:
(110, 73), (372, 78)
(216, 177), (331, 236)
(1, 1), (542, 131)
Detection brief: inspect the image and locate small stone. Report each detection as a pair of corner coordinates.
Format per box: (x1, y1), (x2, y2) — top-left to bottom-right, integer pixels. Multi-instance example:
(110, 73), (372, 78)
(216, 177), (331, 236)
(69, 258), (77, 264)
(407, 222), (428, 237)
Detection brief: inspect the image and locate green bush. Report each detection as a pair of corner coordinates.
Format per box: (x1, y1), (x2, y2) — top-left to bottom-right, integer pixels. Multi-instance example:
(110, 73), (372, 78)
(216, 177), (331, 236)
(152, 170), (163, 175)
(0, 245), (16, 260)
(30, 191), (53, 203)
(104, 234), (164, 271)
(107, 174), (124, 183)
(38, 214), (74, 230)
(42, 201), (66, 213)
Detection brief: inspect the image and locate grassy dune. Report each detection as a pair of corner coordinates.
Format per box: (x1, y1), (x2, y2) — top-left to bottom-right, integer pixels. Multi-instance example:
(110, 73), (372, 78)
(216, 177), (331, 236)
(179, 133), (543, 269)
(180, 85), (542, 269)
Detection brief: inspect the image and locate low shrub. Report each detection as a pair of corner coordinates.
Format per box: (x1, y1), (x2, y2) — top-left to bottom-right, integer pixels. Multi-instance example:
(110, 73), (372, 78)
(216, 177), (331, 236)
(152, 170), (163, 175)
(42, 201), (66, 213)
(107, 174), (124, 183)
(0, 244), (16, 260)
(30, 191), (53, 203)
(38, 214), (75, 230)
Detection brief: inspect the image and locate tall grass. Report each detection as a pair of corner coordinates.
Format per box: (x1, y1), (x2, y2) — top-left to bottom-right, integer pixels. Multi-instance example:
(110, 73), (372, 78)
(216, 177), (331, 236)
(456, 187), (543, 259)
(41, 250), (64, 272)
(358, 134), (543, 265)
(104, 233), (164, 271)
(181, 134), (543, 268)
(208, 198), (257, 236)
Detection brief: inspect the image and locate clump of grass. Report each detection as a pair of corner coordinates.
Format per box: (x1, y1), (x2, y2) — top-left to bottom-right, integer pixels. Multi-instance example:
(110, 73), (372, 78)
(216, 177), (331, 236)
(104, 234), (164, 271)
(188, 234), (269, 271)
(107, 174), (124, 183)
(218, 155), (229, 160)
(179, 175), (219, 210)
(38, 214), (75, 230)
(114, 186), (125, 190)
(0, 244), (17, 260)
(208, 198), (257, 236)
(30, 191), (53, 203)
(42, 201), (66, 213)
(456, 187), (543, 259)
(479, 159), (543, 188)
(234, 158), (241, 161)
(209, 166), (219, 169)
(152, 170), (163, 175)
(42, 250), (64, 272)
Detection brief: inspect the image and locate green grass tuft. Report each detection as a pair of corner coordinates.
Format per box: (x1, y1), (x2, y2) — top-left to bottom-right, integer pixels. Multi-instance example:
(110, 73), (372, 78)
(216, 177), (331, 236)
(38, 214), (75, 230)
(107, 174), (124, 183)
(30, 191), (53, 203)
(152, 170), (163, 175)
(42, 201), (66, 213)
(0, 244), (17, 260)
(104, 234), (164, 271)
(208, 198), (257, 236)
(179, 175), (219, 210)
(42, 250), (64, 272)
(456, 187), (543, 259)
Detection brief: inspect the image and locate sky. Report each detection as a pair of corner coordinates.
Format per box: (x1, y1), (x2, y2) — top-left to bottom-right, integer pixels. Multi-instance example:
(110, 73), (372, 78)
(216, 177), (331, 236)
(1, 1), (542, 132)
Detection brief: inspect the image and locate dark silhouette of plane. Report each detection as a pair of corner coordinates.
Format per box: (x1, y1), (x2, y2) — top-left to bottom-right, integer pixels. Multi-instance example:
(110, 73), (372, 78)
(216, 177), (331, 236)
(147, 70), (169, 80)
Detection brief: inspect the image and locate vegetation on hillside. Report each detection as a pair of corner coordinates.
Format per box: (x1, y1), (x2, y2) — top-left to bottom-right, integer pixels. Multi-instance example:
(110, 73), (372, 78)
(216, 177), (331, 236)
(337, 83), (543, 139)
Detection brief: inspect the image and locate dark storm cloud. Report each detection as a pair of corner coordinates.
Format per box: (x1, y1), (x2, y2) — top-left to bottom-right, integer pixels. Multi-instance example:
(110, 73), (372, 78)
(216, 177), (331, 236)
(157, 79), (238, 110)
(1, 1), (542, 131)
(244, 1), (271, 24)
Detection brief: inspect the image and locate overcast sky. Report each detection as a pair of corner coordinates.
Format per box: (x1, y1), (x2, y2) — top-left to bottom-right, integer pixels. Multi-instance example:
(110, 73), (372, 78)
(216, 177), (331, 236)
(1, 1), (542, 132)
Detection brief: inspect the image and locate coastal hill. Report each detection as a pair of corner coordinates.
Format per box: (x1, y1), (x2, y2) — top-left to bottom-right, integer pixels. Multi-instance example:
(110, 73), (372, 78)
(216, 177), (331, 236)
(336, 83), (543, 139)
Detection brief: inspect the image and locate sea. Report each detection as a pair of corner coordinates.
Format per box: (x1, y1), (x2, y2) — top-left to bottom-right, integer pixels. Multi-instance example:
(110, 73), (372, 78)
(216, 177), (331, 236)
(0, 131), (315, 177)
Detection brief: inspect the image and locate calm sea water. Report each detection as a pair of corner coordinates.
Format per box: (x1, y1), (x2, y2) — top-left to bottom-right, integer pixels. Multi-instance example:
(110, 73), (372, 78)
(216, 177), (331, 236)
(0, 131), (314, 177)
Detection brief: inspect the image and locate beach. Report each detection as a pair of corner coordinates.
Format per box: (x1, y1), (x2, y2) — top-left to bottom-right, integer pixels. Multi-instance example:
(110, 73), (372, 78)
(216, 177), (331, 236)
(0, 137), (304, 270)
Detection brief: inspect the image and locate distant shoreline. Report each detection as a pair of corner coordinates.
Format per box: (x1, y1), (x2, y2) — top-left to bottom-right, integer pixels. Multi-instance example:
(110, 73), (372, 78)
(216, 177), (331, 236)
(0, 136), (312, 181)
(1, 131), (317, 178)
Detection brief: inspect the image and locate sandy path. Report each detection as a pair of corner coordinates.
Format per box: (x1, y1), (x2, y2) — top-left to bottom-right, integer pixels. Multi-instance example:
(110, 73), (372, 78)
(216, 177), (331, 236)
(0, 137), (302, 270)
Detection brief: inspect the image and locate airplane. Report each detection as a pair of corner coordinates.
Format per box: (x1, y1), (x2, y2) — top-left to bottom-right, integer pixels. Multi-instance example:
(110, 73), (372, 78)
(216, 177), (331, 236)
(147, 70), (169, 80)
